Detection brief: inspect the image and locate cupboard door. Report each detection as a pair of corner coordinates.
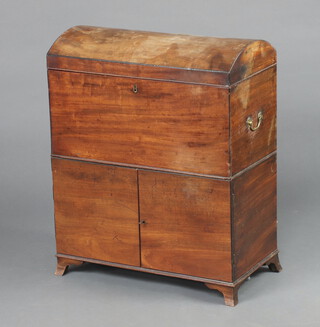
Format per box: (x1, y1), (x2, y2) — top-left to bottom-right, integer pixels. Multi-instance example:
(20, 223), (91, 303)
(139, 171), (232, 281)
(52, 158), (140, 266)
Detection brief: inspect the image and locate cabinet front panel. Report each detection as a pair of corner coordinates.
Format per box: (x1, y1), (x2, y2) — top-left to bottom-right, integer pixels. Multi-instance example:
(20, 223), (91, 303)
(52, 158), (140, 266)
(139, 171), (232, 281)
(48, 70), (229, 176)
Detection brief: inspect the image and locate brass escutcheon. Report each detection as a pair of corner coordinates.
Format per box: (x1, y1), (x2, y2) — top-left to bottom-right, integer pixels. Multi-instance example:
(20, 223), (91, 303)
(246, 111), (263, 131)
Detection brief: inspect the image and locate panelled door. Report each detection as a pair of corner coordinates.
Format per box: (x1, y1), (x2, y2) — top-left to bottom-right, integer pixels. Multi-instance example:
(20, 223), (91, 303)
(138, 170), (233, 281)
(52, 158), (140, 266)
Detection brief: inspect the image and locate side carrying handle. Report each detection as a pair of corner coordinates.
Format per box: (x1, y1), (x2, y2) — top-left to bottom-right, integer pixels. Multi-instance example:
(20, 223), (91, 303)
(246, 111), (263, 131)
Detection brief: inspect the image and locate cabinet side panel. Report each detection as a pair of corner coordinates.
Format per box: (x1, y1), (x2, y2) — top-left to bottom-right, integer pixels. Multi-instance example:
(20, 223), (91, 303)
(139, 171), (232, 282)
(232, 155), (277, 279)
(52, 158), (140, 266)
(230, 66), (277, 174)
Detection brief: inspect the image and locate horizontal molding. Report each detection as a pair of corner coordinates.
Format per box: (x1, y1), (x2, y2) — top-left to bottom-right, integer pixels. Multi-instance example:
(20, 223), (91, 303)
(47, 55), (276, 88)
(47, 53), (230, 73)
(47, 55), (229, 87)
(51, 152), (276, 181)
(229, 63), (277, 88)
(56, 253), (234, 286)
(231, 151), (277, 179)
(56, 249), (279, 287)
(51, 154), (231, 181)
(233, 249), (279, 286)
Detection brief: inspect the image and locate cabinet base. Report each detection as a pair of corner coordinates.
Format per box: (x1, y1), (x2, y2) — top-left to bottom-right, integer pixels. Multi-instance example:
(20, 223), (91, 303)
(205, 253), (282, 306)
(55, 257), (84, 276)
(205, 283), (241, 307)
(264, 253), (282, 272)
(54, 251), (281, 306)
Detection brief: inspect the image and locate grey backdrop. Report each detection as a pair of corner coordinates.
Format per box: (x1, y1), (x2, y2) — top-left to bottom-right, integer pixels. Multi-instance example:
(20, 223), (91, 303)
(1, 1), (319, 326)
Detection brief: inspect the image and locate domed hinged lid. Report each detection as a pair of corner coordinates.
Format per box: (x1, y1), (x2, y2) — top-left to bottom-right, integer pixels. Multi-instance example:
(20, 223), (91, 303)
(47, 25), (276, 86)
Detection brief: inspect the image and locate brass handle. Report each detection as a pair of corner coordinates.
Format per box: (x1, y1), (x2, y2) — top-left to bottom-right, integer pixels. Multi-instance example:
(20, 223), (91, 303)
(246, 111), (263, 131)
(132, 84), (138, 94)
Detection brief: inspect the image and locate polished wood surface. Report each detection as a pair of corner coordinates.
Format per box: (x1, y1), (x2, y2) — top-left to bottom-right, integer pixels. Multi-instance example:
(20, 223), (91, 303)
(55, 257), (84, 276)
(52, 158), (140, 266)
(49, 70), (230, 176)
(230, 66), (277, 174)
(139, 170), (232, 281)
(205, 283), (241, 307)
(232, 155), (277, 279)
(48, 26), (252, 71)
(48, 26), (281, 306)
(264, 253), (282, 273)
(47, 54), (230, 86)
(56, 250), (279, 286)
(229, 40), (276, 84)
(47, 26), (276, 85)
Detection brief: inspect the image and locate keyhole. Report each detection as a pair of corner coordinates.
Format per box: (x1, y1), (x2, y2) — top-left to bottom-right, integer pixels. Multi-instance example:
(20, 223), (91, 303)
(132, 84), (138, 94)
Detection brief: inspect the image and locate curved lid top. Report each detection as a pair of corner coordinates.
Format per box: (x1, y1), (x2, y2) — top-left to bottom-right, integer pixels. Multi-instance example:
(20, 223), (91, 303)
(48, 25), (276, 85)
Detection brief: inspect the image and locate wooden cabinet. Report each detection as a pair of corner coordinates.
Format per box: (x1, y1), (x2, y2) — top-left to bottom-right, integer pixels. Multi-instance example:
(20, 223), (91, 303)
(47, 26), (282, 306)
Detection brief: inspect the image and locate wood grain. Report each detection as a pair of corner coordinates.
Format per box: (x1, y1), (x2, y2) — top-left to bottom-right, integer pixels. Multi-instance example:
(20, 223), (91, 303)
(51, 158), (140, 266)
(230, 66), (277, 174)
(47, 55), (229, 86)
(138, 170), (232, 281)
(47, 26), (281, 306)
(232, 154), (277, 279)
(55, 257), (84, 276)
(264, 253), (282, 272)
(48, 25), (252, 72)
(205, 282), (242, 306)
(49, 70), (230, 176)
(47, 26), (276, 85)
(229, 40), (276, 84)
